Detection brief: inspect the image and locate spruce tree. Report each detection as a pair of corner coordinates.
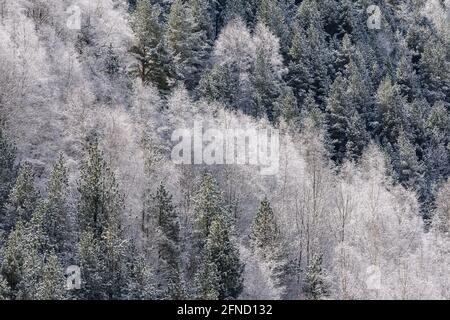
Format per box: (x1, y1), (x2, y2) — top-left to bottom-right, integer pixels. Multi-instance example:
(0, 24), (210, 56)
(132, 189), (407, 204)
(1, 221), (26, 298)
(200, 215), (244, 299)
(194, 254), (220, 300)
(192, 173), (228, 242)
(279, 87), (300, 127)
(4, 162), (38, 230)
(76, 139), (127, 299)
(123, 244), (155, 299)
(44, 154), (70, 253)
(129, 0), (171, 91)
(76, 230), (105, 299)
(1, 218), (47, 299)
(251, 198), (279, 257)
(303, 253), (328, 300)
(251, 198), (290, 297)
(326, 75), (369, 163)
(148, 183), (183, 299)
(104, 43), (120, 78)
(251, 23), (286, 121)
(36, 253), (65, 300)
(223, 0), (246, 23)
(287, 1), (331, 106)
(376, 76), (405, 145)
(0, 127), (16, 216)
(394, 129), (423, 189)
(0, 274), (10, 300)
(77, 138), (123, 238)
(167, 0), (190, 80)
(256, 0), (289, 51)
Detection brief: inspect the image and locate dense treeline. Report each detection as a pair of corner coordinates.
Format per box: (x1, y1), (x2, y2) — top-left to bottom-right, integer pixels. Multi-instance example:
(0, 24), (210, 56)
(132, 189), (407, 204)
(0, 0), (449, 299)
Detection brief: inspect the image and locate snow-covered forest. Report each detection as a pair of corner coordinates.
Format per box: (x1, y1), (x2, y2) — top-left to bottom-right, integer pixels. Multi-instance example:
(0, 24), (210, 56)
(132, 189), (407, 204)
(0, 0), (449, 300)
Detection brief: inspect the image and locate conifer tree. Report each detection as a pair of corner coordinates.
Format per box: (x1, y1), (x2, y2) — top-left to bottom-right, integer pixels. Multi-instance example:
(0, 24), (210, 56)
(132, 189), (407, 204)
(0, 274), (10, 300)
(194, 254), (220, 300)
(279, 87), (300, 126)
(123, 244), (155, 299)
(4, 162), (38, 230)
(0, 127), (16, 215)
(192, 173), (228, 242)
(129, 0), (171, 91)
(256, 0), (289, 50)
(251, 198), (279, 256)
(396, 53), (421, 102)
(44, 154), (70, 253)
(287, 0), (331, 106)
(77, 138), (123, 238)
(104, 43), (120, 78)
(326, 75), (369, 163)
(1, 218), (47, 300)
(200, 215), (244, 299)
(376, 76), (405, 145)
(303, 253), (328, 300)
(36, 253), (65, 300)
(149, 183), (183, 299)
(419, 38), (450, 102)
(223, 0), (246, 24)
(77, 230), (105, 299)
(251, 198), (290, 297)
(167, 0), (190, 79)
(1, 221), (26, 298)
(251, 23), (286, 121)
(394, 129), (423, 189)
(76, 139), (127, 299)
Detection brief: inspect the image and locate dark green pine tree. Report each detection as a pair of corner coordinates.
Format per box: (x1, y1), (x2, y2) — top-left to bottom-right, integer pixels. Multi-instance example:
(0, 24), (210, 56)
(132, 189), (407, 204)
(122, 243), (155, 299)
(251, 24), (286, 122)
(0, 126), (16, 217)
(194, 256), (220, 300)
(35, 253), (65, 300)
(186, 0), (214, 90)
(104, 43), (120, 78)
(76, 227), (129, 300)
(288, 24), (331, 107)
(43, 154), (70, 253)
(256, 0), (289, 51)
(0, 212), (59, 300)
(129, 0), (171, 92)
(167, 0), (212, 90)
(279, 87), (300, 127)
(395, 53), (421, 102)
(167, 0), (191, 82)
(303, 253), (329, 300)
(223, 0), (246, 24)
(0, 274), (10, 299)
(150, 183), (184, 299)
(376, 76), (405, 145)
(251, 198), (279, 256)
(326, 75), (369, 163)
(419, 38), (450, 103)
(198, 215), (244, 300)
(394, 129), (423, 190)
(287, 0), (331, 106)
(76, 137), (126, 299)
(192, 173), (229, 243)
(251, 198), (290, 297)
(77, 138), (123, 238)
(189, 0), (214, 42)
(1, 220), (27, 298)
(4, 162), (38, 230)
(301, 90), (324, 128)
(76, 230), (106, 299)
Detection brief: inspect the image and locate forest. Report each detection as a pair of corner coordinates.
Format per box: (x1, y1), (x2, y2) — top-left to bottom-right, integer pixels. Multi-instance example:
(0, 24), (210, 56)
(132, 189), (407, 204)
(0, 0), (449, 300)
